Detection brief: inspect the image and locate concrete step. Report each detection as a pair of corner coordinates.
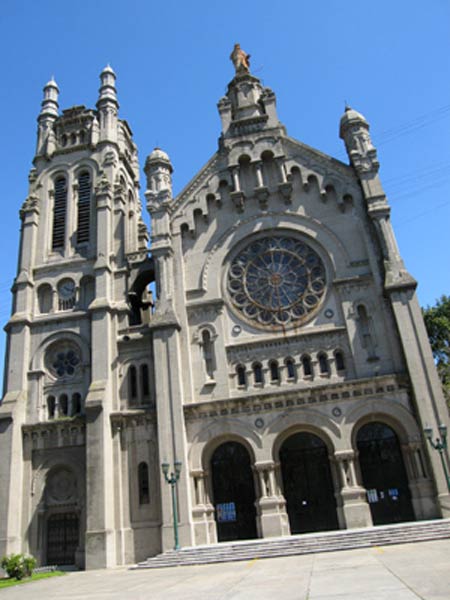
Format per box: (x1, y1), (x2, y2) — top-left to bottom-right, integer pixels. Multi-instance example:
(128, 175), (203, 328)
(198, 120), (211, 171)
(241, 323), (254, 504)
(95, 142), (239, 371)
(135, 519), (450, 569)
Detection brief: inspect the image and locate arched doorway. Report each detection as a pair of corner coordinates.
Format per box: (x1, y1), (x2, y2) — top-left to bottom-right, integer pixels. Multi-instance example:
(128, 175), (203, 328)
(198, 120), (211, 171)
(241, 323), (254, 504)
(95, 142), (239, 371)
(279, 432), (338, 534)
(356, 422), (415, 525)
(210, 441), (257, 542)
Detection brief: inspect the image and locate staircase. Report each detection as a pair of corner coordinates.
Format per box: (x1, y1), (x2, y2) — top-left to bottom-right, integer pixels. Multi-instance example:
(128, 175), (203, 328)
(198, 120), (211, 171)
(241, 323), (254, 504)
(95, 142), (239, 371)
(135, 519), (450, 569)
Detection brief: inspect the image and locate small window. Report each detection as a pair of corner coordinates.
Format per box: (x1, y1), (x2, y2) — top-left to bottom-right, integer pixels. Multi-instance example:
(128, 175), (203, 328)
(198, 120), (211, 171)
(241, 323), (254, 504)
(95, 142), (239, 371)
(47, 396), (56, 419)
(335, 351), (345, 371)
(38, 283), (52, 314)
(52, 177), (67, 250)
(129, 365), (137, 401)
(138, 462), (150, 505)
(141, 364), (150, 398)
(285, 358), (296, 379)
(236, 364), (246, 387)
(59, 394), (68, 416)
(269, 360), (279, 382)
(318, 353), (329, 374)
(71, 393), (82, 415)
(302, 355), (312, 377)
(253, 363), (264, 385)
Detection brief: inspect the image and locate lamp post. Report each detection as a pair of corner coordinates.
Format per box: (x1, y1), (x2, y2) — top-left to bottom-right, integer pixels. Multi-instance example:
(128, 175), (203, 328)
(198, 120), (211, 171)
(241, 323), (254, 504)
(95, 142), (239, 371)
(161, 460), (182, 550)
(424, 423), (450, 492)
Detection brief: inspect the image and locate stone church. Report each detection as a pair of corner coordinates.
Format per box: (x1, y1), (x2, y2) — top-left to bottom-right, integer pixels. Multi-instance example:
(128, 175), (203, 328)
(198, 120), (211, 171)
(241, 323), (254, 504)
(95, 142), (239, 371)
(0, 48), (448, 570)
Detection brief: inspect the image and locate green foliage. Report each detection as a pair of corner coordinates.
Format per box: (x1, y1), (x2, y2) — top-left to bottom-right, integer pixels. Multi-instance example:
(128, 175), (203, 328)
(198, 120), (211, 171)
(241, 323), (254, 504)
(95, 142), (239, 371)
(0, 571), (64, 588)
(0, 553), (37, 580)
(423, 295), (450, 403)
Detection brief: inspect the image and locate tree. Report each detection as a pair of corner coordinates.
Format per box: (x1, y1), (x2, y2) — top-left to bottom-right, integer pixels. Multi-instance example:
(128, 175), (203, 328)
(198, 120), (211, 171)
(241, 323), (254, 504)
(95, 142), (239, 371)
(423, 295), (450, 404)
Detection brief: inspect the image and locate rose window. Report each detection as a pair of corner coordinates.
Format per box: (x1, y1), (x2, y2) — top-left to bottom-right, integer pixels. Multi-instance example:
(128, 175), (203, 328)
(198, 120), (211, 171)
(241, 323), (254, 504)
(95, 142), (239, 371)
(227, 236), (327, 328)
(45, 342), (81, 378)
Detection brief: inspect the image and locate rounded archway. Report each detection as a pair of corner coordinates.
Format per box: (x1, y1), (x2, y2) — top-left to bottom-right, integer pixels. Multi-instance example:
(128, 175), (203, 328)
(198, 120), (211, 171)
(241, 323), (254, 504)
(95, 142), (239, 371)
(356, 422), (415, 525)
(279, 431), (338, 534)
(210, 441), (257, 542)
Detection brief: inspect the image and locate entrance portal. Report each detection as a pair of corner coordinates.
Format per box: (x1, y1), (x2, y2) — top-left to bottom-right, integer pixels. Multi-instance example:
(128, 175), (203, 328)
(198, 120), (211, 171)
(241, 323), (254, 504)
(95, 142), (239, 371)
(47, 512), (79, 565)
(280, 432), (338, 534)
(210, 441), (257, 542)
(357, 422), (415, 525)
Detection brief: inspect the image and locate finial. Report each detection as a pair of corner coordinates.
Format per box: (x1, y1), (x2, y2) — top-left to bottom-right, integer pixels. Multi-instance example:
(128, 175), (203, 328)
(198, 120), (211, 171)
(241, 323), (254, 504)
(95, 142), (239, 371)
(230, 43), (251, 74)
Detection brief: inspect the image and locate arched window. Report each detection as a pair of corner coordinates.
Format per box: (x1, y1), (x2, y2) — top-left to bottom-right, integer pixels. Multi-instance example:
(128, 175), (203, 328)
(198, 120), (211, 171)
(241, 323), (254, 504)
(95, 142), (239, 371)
(71, 393), (82, 415)
(269, 360), (279, 382)
(236, 364), (246, 387)
(59, 394), (68, 416)
(318, 353), (330, 374)
(141, 364), (150, 399)
(38, 283), (52, 314)
(77, 172), (91, 244)
(335, 351), (345, 371)
(301, 355), (312, 377)
(80, 276), (95, 309)
(47, 396), (56, 419)
(253, 362), (264, 385)
(52, 176), (67, 250)
(138, 462), (150, 505)
(357, 305), (377, 358)
(285, 358), (296, 380)
(129, 365), (137, 401)
(201, 329), (215, 380)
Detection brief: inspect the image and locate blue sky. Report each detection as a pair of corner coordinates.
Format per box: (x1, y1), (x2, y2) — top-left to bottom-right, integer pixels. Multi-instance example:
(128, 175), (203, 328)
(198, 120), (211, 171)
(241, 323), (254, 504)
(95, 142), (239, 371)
(0, 0), (449, 383)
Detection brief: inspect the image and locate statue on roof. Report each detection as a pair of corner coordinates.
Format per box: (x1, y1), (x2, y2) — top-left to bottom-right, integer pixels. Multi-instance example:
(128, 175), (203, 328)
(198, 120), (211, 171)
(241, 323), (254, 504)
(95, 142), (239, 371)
(230, 44), (251, 73)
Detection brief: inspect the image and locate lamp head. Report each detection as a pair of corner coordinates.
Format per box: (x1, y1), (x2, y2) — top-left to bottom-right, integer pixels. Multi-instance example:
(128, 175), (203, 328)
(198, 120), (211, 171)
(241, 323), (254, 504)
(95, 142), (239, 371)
(174, 460), (182, 477)
(438, 423), (448, 440)
(424, 426), (433, 441)
(161, 461), (169, 476)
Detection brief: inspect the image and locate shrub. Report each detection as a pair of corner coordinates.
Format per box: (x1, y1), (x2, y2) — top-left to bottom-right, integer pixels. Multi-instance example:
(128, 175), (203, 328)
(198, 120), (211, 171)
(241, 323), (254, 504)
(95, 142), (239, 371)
(0, 554), (37, 580)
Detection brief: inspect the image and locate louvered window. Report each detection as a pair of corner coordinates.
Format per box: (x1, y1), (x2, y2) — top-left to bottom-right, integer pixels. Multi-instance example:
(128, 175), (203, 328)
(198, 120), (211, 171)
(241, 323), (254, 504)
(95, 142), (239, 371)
(52, 177), (67, 250)
(77, 172), (91, 244)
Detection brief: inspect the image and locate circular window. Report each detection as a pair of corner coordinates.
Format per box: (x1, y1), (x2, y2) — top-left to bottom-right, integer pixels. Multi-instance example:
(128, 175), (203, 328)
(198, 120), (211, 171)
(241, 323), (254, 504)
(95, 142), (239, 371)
(227, 236), (327, 329)
(45, 341), (81, 379)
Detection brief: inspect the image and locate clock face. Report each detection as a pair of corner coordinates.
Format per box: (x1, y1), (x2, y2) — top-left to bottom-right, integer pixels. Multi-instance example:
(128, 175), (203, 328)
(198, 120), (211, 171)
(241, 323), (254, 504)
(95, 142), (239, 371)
(227, 235), (327, 329)
(58, 278), (75, 300)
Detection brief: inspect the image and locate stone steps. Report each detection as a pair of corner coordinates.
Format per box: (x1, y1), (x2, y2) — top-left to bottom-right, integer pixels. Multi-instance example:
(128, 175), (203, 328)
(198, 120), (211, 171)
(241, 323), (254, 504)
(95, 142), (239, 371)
(135, 519), (450, 569)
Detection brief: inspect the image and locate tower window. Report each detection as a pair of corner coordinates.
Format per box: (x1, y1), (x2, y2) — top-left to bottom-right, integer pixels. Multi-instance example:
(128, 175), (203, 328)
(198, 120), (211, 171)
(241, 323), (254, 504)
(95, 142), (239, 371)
(77, 172), (91, 244)
(285, 358), (296, 379)
(201, 329), (215, 380)
(302, 355), (312, 377)
(38, 283), (53, 314)
(47, 396), (56, 419)
(129, 365), (138, 401)
(52, 177), (67, 250)
(335, 351), (345, 371)
(253, 362), (264, 385)
(71, 393), (82, 415)
(318, 353), (330, 374)
(269, 360), (279, 382)
(138, 462), (150, 505)
(59, 394), (68, 416)
(236, 364), (246, 387)
(141, 364), (150, 399)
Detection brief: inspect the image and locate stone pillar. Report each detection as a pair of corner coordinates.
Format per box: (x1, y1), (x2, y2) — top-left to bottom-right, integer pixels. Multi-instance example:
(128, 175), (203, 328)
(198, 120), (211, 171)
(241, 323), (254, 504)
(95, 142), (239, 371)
(402, 442), (437, 520)
(254, 461), (290, 538)
(334, 450), (372, 528)
(191, 469), (217, 545)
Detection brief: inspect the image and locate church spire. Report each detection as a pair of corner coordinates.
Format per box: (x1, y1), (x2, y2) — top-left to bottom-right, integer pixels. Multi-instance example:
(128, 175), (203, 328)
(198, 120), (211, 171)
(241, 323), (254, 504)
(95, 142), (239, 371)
(96, 65), (119, 142)
(36, 77), (59, 157)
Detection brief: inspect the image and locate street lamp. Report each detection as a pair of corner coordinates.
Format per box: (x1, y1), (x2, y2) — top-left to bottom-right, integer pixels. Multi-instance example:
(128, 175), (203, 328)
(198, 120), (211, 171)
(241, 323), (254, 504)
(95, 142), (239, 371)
(161, 460), (182, 550)
(424, 423), (450, 492)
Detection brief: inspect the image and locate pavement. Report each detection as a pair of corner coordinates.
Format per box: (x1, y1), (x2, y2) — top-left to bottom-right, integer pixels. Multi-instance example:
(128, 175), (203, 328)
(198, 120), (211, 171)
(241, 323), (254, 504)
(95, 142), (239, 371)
(1, 539), (450, 599)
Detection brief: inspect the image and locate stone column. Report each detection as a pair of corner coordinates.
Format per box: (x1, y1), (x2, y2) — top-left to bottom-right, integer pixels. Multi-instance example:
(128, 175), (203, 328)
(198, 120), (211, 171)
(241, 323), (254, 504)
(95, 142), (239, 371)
(402, 442), (437, 520)
(334, 450), (372, 528)
(254, 461), (290, 538)
(191, 469), (217, 545)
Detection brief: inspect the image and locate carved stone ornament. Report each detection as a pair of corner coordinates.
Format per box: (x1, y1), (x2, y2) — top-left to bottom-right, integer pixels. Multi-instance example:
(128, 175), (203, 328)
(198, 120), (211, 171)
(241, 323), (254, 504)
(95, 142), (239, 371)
(46, 468), (77, 503)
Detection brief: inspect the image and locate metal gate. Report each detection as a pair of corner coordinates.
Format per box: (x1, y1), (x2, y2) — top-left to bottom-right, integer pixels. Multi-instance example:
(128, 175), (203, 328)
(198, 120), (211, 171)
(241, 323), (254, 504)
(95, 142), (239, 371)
(46, 512), (79, 565)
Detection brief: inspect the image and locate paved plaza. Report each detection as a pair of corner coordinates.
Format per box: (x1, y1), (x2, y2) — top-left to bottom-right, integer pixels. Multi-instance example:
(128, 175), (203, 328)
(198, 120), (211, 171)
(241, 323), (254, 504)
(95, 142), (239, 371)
(1, 539), (450, 599)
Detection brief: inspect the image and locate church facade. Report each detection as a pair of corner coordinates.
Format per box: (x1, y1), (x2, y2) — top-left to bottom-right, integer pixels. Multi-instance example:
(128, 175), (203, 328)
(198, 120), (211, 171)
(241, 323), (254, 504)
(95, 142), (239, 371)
(0, 52), (449, 570)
